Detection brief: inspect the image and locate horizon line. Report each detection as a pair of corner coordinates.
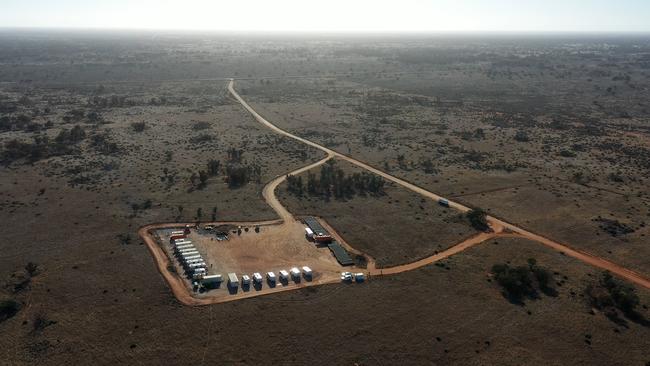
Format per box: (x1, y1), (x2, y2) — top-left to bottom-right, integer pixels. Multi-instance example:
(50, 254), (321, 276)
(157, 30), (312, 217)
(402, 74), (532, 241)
(1, 26), (650, 36)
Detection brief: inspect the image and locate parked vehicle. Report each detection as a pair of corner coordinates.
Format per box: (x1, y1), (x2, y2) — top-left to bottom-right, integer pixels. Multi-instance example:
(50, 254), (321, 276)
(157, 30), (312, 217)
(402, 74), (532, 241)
(266, 272), (276, 283)
(340, 271), (352, 282)
(279, 270), (289, 281)
(290, 267), (301, 282)
(302, 266), (313, 280)
(253, 272), (263, 284)
(241, 275), (251, 285)
(354, 273), (365, 282)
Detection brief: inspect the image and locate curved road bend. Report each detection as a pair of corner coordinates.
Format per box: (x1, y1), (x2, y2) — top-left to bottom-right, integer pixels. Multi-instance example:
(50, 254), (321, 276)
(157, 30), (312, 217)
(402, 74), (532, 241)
(228, 79), (650, 290)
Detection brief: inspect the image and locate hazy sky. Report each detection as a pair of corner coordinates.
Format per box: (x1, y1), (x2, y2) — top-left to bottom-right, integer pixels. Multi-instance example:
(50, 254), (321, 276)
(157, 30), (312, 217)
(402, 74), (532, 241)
(1, 0), (649, 32)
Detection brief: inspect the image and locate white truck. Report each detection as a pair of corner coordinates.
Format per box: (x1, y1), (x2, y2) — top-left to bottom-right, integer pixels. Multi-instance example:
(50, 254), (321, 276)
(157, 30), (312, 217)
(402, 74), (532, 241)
(253, 272), (263, 284)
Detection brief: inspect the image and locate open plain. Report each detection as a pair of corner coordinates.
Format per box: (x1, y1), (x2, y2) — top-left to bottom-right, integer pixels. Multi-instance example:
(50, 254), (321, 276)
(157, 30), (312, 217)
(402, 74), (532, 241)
(0, 32), (649, 365)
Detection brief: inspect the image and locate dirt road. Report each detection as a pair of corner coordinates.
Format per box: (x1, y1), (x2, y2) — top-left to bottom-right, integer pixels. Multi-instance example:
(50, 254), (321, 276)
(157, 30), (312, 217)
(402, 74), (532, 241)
(228, 79), (650, 290)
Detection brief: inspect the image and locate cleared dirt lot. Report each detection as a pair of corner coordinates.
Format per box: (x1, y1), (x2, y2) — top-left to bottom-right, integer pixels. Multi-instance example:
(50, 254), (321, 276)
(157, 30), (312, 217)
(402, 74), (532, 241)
(164, 222), (347, 286)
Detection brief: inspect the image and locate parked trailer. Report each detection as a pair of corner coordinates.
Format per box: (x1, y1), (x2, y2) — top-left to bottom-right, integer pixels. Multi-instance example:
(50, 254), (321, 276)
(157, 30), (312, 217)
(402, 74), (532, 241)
(181, 254), (201, 262)
(190, 267), (207, 274)
(302, 266), (313, 279)
(253, 272), (263, 284)
(177, 248), (198, 255)
(175, 244), (195, 250)
(187, 261), (206, 269)
(290, 267), (301, 282)
(169, 234), (186, 243)
(180, 252), (200, 260)
(304, 227), (314, 240)
(184, 258), (205, 266)
(228, 273), (239, 288)
(173, 239), (192, 246)
(201, 274), (223, 288)
(170, 230), (185, 236)
(180, 250), (200, 257)
(174, 244), (194, 251)
(438, 198), (450, 207)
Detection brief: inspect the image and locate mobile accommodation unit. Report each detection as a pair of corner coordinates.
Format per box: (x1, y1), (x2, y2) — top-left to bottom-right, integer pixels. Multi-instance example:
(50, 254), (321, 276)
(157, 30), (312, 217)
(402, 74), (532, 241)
(278, 270), (289, 281)
(290, 267), (301, 281)
(201, 274), (223, 288)
(266, 272), (276, 283)
(228, 273), (239, 288)
(241, 275), (251, 285)
(302, 266), (313, 279)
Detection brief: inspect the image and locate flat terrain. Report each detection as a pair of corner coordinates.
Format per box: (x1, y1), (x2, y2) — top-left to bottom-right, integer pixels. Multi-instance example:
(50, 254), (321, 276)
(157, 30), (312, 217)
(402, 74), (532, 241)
(278, 158), (477, 268)
(1, 32), (649, 365)
(159, 222), (347, 293)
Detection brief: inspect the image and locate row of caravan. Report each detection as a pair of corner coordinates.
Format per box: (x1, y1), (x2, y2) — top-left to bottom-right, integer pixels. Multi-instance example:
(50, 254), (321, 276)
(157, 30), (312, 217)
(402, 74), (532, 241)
(170, 231), (206, 279)
(200, 266), (313, 291)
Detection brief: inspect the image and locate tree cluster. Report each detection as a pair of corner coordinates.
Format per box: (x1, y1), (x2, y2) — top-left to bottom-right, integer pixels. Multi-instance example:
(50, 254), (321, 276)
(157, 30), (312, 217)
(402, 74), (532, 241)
(1, 126), (87, 165)
(491, 258), (555, 303)
(466, 209), (489, 231)
(586, 271), (640, 316)
(287, 161), (385, 199)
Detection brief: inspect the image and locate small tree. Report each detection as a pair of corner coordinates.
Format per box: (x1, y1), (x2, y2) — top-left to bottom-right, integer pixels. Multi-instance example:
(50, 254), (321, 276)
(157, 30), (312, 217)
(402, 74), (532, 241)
(466, 209), (489, 231)
(0, 299), (21, 322)
(131, 122), (146, 132)
(25, 262), (39, 277)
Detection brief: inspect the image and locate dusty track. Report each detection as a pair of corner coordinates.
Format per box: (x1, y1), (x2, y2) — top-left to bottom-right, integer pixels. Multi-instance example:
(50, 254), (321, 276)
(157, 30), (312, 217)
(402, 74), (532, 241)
(137, 79), (649, 307)
(228, 79), (650, 290)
